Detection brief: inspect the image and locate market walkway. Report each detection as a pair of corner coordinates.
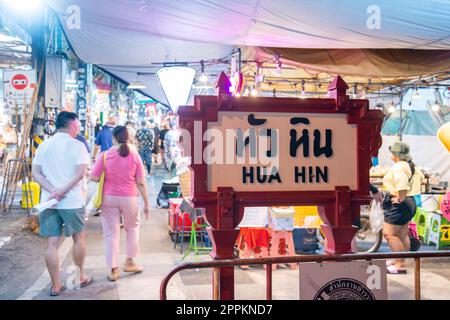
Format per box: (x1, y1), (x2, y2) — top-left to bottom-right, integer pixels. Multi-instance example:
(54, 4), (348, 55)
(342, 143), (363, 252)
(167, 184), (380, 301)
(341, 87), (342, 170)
(0, 165), (449, 300)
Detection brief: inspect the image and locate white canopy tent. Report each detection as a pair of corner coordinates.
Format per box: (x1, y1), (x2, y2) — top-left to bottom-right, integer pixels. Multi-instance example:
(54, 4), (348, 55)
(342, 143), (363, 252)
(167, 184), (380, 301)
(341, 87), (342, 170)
(47, 0), (450, 105)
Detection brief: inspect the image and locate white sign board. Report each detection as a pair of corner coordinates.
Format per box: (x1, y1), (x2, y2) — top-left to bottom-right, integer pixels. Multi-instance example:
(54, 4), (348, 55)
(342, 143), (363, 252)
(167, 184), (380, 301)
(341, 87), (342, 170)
(299, 260), (387, 300)
(3, 69), (37, 114)
(45, 56), (67, 109)
(238, 207), (268, 227)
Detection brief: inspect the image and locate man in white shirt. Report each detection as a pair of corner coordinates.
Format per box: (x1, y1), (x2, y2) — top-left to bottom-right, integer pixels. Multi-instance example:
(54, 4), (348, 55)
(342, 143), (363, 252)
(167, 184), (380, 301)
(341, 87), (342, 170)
(32, 111), (93, 296)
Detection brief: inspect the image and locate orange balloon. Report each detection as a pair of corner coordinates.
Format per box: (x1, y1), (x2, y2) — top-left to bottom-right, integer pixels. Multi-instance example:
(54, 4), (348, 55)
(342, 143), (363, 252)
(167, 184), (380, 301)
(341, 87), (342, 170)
(437, 122), (450, 153)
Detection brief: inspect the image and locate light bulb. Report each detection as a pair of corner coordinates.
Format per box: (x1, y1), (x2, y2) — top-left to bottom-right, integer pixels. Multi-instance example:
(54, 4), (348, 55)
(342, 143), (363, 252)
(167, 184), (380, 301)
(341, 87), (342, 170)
(299, 90), (306, 99)
(299, 81), (306, 98)
(388, 105), (396, 113)
(199, 72), (208, 83)
(360, 88), (367, 99)
(352, 84), (358, 99)
(251, 87), (258, 96)
(274, 63), (282, 75)
(432, 103), (440, 112)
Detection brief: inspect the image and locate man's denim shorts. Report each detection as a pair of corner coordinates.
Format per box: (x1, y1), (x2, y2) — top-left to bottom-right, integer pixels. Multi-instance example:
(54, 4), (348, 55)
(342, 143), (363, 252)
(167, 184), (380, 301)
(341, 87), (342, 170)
(39, 208), (85, 237)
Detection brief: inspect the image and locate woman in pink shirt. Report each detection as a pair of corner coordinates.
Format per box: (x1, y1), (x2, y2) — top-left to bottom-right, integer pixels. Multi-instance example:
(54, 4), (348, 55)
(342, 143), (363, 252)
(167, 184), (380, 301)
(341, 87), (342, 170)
(91, 126), (150, 281)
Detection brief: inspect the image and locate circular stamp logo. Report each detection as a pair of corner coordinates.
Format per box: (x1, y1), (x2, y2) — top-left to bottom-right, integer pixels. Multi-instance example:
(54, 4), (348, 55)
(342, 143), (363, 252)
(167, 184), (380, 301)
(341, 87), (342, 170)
(313, 278), (376, 300)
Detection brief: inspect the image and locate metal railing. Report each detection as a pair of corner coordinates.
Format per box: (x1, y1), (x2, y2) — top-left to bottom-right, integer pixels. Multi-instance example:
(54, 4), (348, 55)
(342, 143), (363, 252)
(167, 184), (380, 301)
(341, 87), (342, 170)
(160, 251), (450, 300)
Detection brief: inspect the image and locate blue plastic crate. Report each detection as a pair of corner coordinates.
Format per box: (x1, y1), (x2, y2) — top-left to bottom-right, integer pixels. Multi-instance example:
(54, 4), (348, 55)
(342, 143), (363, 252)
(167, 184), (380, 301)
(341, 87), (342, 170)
(293, 228), (319, 253)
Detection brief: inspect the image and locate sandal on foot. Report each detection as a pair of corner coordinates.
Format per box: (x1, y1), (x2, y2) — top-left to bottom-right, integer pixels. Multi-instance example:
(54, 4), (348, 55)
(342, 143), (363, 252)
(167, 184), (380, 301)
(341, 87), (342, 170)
(108, 270), (120, 281)
(386, 265), (407, 274)
(80, 277), (94, 288)
(123, 263), (143, 273)
(48, 284), (66, 296)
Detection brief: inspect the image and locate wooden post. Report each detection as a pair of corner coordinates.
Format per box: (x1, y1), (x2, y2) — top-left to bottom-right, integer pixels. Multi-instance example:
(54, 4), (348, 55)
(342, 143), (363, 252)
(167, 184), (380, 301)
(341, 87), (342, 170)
(207, 187), (240, 300)
(213, 267), (220, 300)
(415, 258), (421, 300)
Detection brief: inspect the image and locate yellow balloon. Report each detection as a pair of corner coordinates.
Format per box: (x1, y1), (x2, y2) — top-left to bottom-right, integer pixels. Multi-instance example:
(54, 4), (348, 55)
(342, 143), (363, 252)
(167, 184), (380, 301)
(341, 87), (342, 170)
(437, 122), (450, 153)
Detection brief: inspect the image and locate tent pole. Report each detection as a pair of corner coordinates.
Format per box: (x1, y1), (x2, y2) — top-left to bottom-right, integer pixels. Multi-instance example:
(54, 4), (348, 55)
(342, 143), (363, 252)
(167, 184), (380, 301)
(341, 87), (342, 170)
(238, 48), (242, 73)
(399, 89), (404, 141)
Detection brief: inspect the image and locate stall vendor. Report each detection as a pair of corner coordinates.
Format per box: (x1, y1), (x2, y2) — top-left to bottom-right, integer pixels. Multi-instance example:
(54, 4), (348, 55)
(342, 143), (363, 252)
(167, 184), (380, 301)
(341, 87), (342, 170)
(382, 141), (424, 274)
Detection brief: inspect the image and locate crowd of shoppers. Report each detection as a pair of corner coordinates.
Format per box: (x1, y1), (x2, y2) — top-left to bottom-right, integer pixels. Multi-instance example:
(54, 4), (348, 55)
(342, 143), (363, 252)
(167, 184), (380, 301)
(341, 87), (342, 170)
(32, 112), (178, 296)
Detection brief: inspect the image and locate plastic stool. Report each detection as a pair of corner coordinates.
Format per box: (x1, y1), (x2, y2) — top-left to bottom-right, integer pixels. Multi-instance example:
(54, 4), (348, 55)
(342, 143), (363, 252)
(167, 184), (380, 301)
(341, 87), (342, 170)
(181, 220), (212, 260)
(237, 228), (270, 269)
(269, 229), (297, 270)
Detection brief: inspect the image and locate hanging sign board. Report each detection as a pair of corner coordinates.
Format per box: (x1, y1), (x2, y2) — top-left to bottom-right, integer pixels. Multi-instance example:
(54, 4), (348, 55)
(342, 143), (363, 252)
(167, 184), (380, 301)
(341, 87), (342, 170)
(3, 69), (37, 114)
(299, 260), (387, 300)
(178, 76), (384, 257)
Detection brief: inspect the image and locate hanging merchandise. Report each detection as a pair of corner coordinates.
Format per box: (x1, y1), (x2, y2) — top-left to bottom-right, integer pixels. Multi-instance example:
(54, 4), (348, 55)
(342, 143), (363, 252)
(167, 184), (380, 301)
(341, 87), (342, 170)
(92, 68), (112, 121)
(76, 62), (88, 134)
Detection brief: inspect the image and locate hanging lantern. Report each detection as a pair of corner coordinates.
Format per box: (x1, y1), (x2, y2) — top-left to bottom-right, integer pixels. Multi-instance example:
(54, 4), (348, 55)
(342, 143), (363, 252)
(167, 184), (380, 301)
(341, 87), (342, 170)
(157, 66), (195, 112)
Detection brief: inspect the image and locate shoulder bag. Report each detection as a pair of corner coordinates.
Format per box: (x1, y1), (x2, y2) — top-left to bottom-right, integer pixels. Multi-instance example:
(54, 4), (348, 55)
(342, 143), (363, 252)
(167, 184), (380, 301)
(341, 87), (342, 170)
(93, 152), (107, 209)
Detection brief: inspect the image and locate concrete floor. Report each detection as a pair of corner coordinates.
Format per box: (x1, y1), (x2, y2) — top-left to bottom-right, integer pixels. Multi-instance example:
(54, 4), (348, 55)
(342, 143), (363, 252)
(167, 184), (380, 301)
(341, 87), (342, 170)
(0, 165), (449, 300)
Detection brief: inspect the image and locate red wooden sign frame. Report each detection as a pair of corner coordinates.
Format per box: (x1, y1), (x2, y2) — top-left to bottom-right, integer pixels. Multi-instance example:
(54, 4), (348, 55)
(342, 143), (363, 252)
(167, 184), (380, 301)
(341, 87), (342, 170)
(178, 75), (384, 299)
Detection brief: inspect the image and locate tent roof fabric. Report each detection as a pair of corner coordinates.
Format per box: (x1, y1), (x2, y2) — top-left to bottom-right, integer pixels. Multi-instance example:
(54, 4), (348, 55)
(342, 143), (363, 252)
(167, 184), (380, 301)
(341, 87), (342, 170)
(248, 48), (450, 79)
(51, 0), (450, 52)
(382, 110), (442, 136)
(48, 0), (450, 104)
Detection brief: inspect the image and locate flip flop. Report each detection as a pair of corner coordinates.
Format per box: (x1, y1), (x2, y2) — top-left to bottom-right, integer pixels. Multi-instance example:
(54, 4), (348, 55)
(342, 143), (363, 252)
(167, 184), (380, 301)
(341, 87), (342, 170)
(386, 265), (407, 274)
(48, 284), (66, 296)
(80, 277), (94, 288)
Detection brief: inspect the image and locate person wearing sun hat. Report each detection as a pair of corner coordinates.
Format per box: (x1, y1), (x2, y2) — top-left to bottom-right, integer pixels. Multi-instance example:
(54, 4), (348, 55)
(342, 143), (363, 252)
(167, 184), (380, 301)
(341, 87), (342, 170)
(382, 141), (424, 274)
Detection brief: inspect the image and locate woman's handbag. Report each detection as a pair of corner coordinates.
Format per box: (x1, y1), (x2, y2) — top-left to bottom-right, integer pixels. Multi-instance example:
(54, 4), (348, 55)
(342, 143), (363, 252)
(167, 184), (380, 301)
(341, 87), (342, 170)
(93, 152), (107, 209)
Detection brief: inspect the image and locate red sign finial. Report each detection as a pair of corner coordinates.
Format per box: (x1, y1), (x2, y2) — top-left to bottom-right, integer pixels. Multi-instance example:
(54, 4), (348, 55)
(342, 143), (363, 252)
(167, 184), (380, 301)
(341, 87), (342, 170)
(328, 75), (349, 111)
(216, 71), (232, 96)
(328, 75), (348, 96)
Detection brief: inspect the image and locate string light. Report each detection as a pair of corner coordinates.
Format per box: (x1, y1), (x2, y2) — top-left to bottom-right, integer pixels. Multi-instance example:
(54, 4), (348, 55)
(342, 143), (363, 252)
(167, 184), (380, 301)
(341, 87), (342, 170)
(432, 101), (440, 112)
(299, 80), (306, 99)
(198, 60), (208, 83)
(388, 101), (396, 113)
(274, 54), (282, 75)
(251, 86), (258, 96)
(360, 86), (367, 99)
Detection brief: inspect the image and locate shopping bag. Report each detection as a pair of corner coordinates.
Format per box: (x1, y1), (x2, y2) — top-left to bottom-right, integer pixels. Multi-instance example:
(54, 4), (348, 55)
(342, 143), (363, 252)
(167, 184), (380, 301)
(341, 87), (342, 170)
(440, 191), (450, 221)
(369, 200), (383, 233)
(93, 153), (107, 209)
